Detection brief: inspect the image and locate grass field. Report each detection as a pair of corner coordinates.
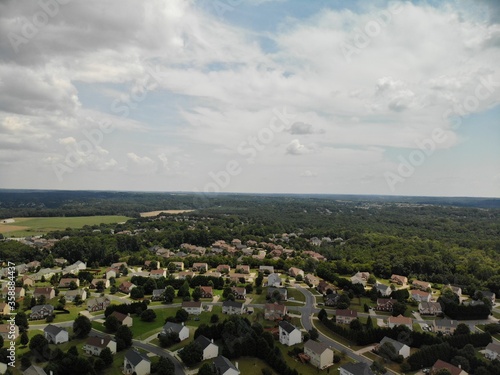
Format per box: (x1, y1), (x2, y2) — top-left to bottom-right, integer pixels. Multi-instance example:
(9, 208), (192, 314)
(0, 215), (131, 236)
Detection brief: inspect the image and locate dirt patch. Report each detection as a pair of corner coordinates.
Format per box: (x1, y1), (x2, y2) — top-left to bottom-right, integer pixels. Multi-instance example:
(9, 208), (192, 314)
(140, 210), (194, 217)
(0, 225), (28, 233)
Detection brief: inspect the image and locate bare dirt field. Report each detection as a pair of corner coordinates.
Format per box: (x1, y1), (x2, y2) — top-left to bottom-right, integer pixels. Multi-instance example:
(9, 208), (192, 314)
(139, 210), (194, 217)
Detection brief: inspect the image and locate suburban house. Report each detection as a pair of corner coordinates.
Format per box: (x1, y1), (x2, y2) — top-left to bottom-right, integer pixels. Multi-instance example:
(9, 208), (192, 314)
(418, 301), (443, 316)
(378, 336), (410, 358)
(111, 262), (127, 270)
(181, 301), (203, 315)
(200, 286), (213, 298)
(63, 261), (86, 274)
(54, 258), (68, 266)
(2, 286), (25, 299)
(149, 269), (166, 279)
(58, 278), (79, 288)
(288, 267), (304, 278)
(30, 304), (54, 320)
(431, 359), (468, 375)
(169, 261), (184, 271)
(43, 324), (69, 344)
(278, 320), (302, 346)
(410, 290), (431, 302)
(118, 281), (136, 294)
(110, 311), (133, 327)
(213, 355), (240, 375)
(236, 265), (250, 274)
(475, 290), (496, 304)
(123, 349), (151, 375)
(446, 285), (462, 297)
(317, 280), (336, 295)
(21, 275), (35, 287)
(151, 289), (165, 301)
(390, 274), (408, 286)
(231, 287), (246, 300)
(87, 296), (111, 312)
(33, 287), (55, 300)
(105, 267), (118, 279)
(267, 273), (282, 287)
(267, 287), (287, 301)
(340, 362), (375, 375)
(194, 335), (219, 360)
(324, 293), (341, 306)
(259, 265), (274, 274)
(374, 283), (392, 297)
(23, 365), (47, 375)
(433, 319), (459, 334)
(65, 289), (87, 302)
(412, 280), (431, 291)
(0, 324), (18, 340)
(222, 300), (244, 315)
(192, 263), (209, 272)
(304, 340), (334, 369)
(350, 271), (370, 286)
(377, 298), (395, 311)
(161, 322), (189, 341)
(0, 303), (10, 316)
(484, 342), (500, 360)
(336, 309), (358, 324)
(216, 264), (231, 273)
(177, 271), (195, 279)
(305, 274), (320, 287)
(264, 302), (287, 320)
(387, 315), (413, 330)
(83, 335), (117, 355)
(90, 278), (110, 289)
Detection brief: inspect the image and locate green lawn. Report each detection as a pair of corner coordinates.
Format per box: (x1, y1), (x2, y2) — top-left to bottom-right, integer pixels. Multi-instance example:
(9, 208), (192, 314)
(314, 319), (365, 351)
(364, 351), (402, 373)
(287, 288), (306, 302)
(348, 297), (374, 312)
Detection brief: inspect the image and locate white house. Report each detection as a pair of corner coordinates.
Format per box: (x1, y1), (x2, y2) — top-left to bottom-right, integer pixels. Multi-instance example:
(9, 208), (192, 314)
(124, 349), (151, 375)
(110, 311), (133, 327)
(181, 301), (203, 315)
(374, 282), (392, 297)
(411, 290), (431, 302)
(222, 300), (244, 315)
(213, 355), (240, 375)
(378, 336), (411, 358)
(161, 322), (189, 341)
(83, 335), (117, 355)
(485, 342), (500, 360)
(23, 365), (47, 375)
(340, 362), (375, 375)
(304, 340), (334, 369)
(194, 335), (219, 360)
(387, 315), (413, 330)
(267, 273), (282, 287)
(43, 324), (69, 344)
(278, 320), (302, 346)
(65, 289), (87, 302)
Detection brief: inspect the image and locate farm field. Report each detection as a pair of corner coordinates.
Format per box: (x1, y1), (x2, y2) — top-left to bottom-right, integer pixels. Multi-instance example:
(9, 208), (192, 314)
(0, 215), (131, 237)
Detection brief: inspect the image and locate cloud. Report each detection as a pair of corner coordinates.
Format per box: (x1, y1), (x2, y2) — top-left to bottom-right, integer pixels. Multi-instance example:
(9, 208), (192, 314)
(286, 139), (311, 155)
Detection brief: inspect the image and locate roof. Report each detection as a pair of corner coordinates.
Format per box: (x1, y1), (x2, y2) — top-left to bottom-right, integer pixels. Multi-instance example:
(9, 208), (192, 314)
(411, 290), (430, 296)
(182, 301), (202, 308)
(86, 335), (113, 348)
(152, 289), (165, 295)
(279, 320), (298, 334)
(34, 287), (53, 295)
(265, 302), (286, 312)
(377, 298), (394, 304)
(111, 311), (129, 322)
(194, 335), (215, 350)
(336, 309), (357, 317)
(163, 322), (185, 334)
(432, 359), (465, 375)
(31, 304), (54, 313)
(222, 300), (243, 308)
(434, 319), (458, 328)
(388, 314), (412, 325)
(380, 336), (407, 353)
(485, 342), (500, 354)
(341, 362), (375, 375)
(44, 324), (66, 336)
(125, 349), (150, 366)
(304, 340), (331, 355)
(23, 365), (47, 375)
(213, 355), (239, 374)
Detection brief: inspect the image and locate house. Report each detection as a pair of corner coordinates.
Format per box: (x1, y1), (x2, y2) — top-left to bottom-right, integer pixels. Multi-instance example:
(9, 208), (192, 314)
(378, 336), (410, 358)
(124, 349), (151, 375)
(259, 265), (274, 274)
(161, 322), (189, 341)
(27, 260), (41, 270)
(21, 275), (35, 287)
(87, 296), (111, 312)
(433, 319), (459, 334)
(149, 269), (166, 279)
(411, 289), (431, 302)
(54, 258), (68, 266)
(182, 301), (203, 315)
(418, 301), (442, 315)
(484, 342), (500, 360)
(30, 304), (54, 320)
(200, 286), (213, 298)
(390, 274), (408, 286)
(317, 280), (336, 295)
(177, 271), (195, 279)
(0, 303), (10, 315)
(59, 278), (79, 288)
(151, 289), (165, 301)
(23, 365), (47, 375)
(43, 324), (69, 344)
(289, 267), (304, 278)
(264, 302), (287, 320)
(111, 262), (127, 270)
(324, 293), (341, 307)
(446, 285), (462, 297)
(105, 267), (118, 279)
(336, 309), (358, 324)
(216, 264), (231, 273)
(118, 281), (136, 294)
(0, 324), (18, 340)
(340, 362), (375, 375)
(278, 320), (302, 346)
(213, 355), (240, 375)
(310, 237), (322, 246)
(475, 290), (496, 304)
(222, 300), (244, 315)
(195, 335), (219, 360)
(374, 282), (392, 297)
(376, 298), (395, 312)
(267, 273), (282, 287)
(110, 311), (133, 327)
(231, 287), (246, 300)
(304, 340), (334, 369)
(169, 261), (184, 271)
(236, 265), (250, 274)
(412, 280), (431, 291)
(351, 271), (370, 286)
(32, 267), (61, 281)
(305, 274), (320, 287)
(33, 287), (55, 300)
(431, 359), (468, 375)
(387, 315), (413, 330)
(83, 335), (117, 355)
(65, 289), (87, 302)
(267, 287), (287, 301)
(63, 261), (86, 274)
(192, 263), (209, 272)
(90, 278), (110, 289)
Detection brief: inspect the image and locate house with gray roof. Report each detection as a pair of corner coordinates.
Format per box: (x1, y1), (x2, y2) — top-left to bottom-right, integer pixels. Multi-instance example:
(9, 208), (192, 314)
(278, 320), (301, 346)
(378, 336), (410, 358)
(30, 304), (54, 320)
(340, 362), (375, 375)
(194, 335), (219, 360)
(43, 324), (69, 344)
(213, 355), (240, 375)
(23, 365), (47, 375)
(124, 349), (151, 375)
(160, 322), (189, 341)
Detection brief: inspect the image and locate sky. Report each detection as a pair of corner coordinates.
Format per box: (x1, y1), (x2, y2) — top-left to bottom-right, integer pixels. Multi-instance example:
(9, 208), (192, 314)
(0, 0), (499, 197)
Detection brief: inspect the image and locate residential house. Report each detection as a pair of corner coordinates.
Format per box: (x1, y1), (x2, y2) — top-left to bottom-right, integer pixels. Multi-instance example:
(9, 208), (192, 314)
(169, 262), (184, 271)
(213, 355), (240, 375)
(433, 319), (459, 335)
(374, 282), (392, 297)
(182, 301), (203, 315)
(278, 320), (302, 346)
(289, 267), (304, 279)
(236, 265), (250, 274)
(336, 309), (358, 324)
(264, 302), (287, 320)
(192, 263), (209, 272)
(350, 271), (370, 286)
(267, 287), (287, 301)
(110, 311), (133, 327)
(63, 261), (86, 274)
(317, 280), (336, 295)
(150, 269), (166, 279)
(340, 362), (375, 375)
(304, 340), (334, 369)
(446, 285), (462, 297)
(161, 322), (189, 341)
(475, 290), (496, 304)
(90, 278), (110, 289)
(118, 281), (136, 294)
(431, 360), (468, 375)
(0, 324), (18, 340)
(305, 274), (320, 287)
(111, 262), (127, 270)
(43, 324), (69, 344)
(27, 261), (41, 270)
(387, 315), (413, 330)
(376, 298), (395, 312)
(59, 278), (79, 288)
(324, 293), (341, 307)
(418, 301), (442, 316)
(30, 304), (54, 320)
(0, 303), (10, 316)
(411, 289), (431, 302)
(124, 349), (151, 375)
(310, 237), (322, 246)
(378, 336), (410, 358)
(390, 274), (408, 286)
(65, 289), (87, 302)
(23, 365), (47, 375)
(33, 287), (55, 300)
(32, 267), (61, 281)
(200, 286), (213, 298)
(222, 300), (244, 315)
(83, 335), (117, 356)
(412, 280), (431, 291)
(195, 335), (219, 360)
(54, 258), (68, 266)
(151, 289), (165, 301)
(205, 271), (222, 278)
(231, 287), (246, 300)
(216, 264), (231, 273)
(21, 275), (35, 287)
(105, 267), (118, 279)
(230, 273), (250, 284)
(484, 342), (500, 360)
(267, 273), (282, 287)
(177, 271), (195, 279)
(259, 265), (274, 274)
(87, 296), (111, 312)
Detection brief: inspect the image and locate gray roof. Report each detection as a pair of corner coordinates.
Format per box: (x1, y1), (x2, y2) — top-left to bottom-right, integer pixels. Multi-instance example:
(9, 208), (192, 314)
(435, 319), (458, 328)
(279, 320), (298, 334)
(222, 300), (243, 308)
(380, 336), (406, 353)
(213, 355), (239, 374)
(341, 362), (375, 375)
(163, 322), (185, 334)
(43, 324), (66, 336)
(23, 365), (47, 375)
(31, 304), (54, 313)
(152, 289), (165, 296)
(304, 340), (331, 355)
(194, 335), (215, 351)
(125, 349), (150, 366)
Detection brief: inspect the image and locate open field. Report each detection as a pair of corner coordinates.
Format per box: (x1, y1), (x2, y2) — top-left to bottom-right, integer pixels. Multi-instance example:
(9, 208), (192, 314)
(0, 215), (131, 236)
(139, 209), (194, 217)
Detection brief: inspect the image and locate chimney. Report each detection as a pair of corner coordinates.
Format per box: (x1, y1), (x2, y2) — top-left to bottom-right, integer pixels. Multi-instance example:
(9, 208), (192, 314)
(211, 338), (214, 343)
(235, 362), (238, 370)
(101, 339), (104, 345)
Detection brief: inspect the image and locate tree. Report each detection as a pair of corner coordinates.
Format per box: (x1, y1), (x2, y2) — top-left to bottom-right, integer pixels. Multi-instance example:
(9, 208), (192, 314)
(130, 286), (145, 299)
(308, 328), (319, 341)
(318, 308), (328, 322)
(68, 345), (78, 356)
(96, 281), (105, 292)
(366, 316), (374, 329)
(349, 319), (363, 331)
(164, 286), (176, 303)
(337, 294), (351, 309)
(392, 301), (407, 317)
(179, 342), (203, 366)
(156, 356), (175, 375)
(15, 312), (29, 332)
(69, 280), (78, 290)
(29, 334), (49, 358)
(115, 325), (133, 351)
(192, 286), (202, 302)
(454, 323), (470, 335)
(175, 309), (189, 322)
(73, 315), (92, 338)
(20, 331), (29, 347)
(295, 274), (303, 282)
(371, 360), (386, 375)
(210, 314), (219, 324)
(177, 281), (190, 298)
(104, 315), (120, 332)
(140, 309), (157, 322)
(159, 332), (179, 347)
(99, 347), (113, 367)
(198, 363), (216, 375)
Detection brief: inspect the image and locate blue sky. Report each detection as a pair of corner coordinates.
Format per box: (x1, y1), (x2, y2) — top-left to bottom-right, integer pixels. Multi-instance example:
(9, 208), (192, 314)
(0, 0), (499, 197)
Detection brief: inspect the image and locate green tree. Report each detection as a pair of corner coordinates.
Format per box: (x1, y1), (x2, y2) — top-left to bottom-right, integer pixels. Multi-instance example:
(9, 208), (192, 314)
(177, 281), (190, 298)
(308, 328), (319, 341)
(156, 356), (175, 375)
(73, 315), (92, 338)
(130, 286), (145, 299)
(454, 323), (470, 335)
(198, 363), (216, 375)
(140, 309), (157, 322)
(192, 286), (202, 302)
(20, 331), (29, 347)
(115, 325), (133, 351)
(69, 280), (78, 290)
(175, 309), (189, 322)
(29, 334), (49, 358)
(164, 286), (176, 303)
(318, 308), (328, 321)
(15, 312), (29, 332)
(104, 315), (120, 332)
(349, 319), (363, 331)
(210, 314), (219, 323)
(179, 342), (203, 366)
(99, 347), (113, 367)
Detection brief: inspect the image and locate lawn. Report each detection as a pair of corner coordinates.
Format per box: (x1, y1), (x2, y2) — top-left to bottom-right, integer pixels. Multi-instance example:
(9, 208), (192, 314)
(364, 351), (402, 373)
(286, 288), (306, 303)
(348, 297), (374, 312)
(314, 319), (365, 351)
(0, 215), (131, 237)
